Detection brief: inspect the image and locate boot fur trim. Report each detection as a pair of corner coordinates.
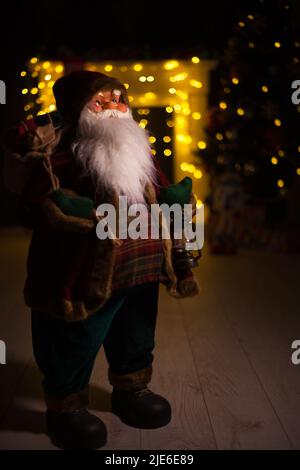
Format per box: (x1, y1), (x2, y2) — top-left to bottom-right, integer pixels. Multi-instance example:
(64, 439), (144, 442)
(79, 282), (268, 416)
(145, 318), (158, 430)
(45, 387), (89, 412)
(108, 366), (153, 391)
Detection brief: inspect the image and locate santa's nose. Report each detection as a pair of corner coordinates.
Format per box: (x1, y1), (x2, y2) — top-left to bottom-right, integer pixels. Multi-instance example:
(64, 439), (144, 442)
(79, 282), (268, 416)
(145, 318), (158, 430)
(102, 101), (117, 110)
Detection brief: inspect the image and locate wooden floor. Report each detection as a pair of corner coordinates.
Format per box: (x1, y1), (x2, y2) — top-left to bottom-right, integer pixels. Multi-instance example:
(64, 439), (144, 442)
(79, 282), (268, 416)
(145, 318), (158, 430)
(0, 228), (300, 450)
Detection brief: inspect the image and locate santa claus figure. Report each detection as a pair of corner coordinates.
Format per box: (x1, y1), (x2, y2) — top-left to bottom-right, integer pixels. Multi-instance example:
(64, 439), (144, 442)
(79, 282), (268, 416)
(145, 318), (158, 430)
(5, 71), (199, 449)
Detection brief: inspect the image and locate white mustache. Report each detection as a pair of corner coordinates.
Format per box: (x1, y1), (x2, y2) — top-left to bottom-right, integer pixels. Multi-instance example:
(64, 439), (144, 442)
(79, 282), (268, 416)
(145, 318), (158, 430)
(94, 108), (132, 120)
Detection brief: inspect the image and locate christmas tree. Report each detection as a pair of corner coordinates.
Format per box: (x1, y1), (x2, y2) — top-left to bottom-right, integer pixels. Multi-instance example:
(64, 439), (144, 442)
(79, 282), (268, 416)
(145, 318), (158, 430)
(199, 0), (300, 204)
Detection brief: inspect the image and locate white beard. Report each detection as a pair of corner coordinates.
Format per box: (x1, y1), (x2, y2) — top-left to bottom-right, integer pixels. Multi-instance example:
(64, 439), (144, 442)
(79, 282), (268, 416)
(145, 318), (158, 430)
(72, 107), (156, 204)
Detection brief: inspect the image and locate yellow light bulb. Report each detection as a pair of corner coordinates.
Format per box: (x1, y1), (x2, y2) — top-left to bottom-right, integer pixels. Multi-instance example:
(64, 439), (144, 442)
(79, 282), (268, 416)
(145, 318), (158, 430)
(237, 108), (245, 116)
(30, 57), (38, 64)
(20, 71), (27, 77)
(104, 64), (113, 72)
(139, 76), (147, 82)
(238, 21), (245, 27)
(166, 106), (173, 113)
(194, 170), (203, 179)
(192, 112), (201, 120)
(30, 87), (38, 95)
(163, 136), (171, 143)
(166, 120), (174, 127)
(274, 118), (282, 127)
(151, 149), (156, 156)
(191, 56), (200, 64)
(197, 141), (207, 150)
(55, 65), (64, 73)
(180, 162), (189, 171)
(271, 157), (278, 165)
(277, 179), (284, 188)
(22, 88), (28, 95)
(164, 149), (172, 156)
(45, 74), (51, 81)
(219, 102), (227, 110)
(168, 88), (176, 94)
(133, 63), (143, 72)
(297, 168), (300, 175)
(164, 60), (179, 71)
(147, 76), (154, 82)
(262, 85), (269, 93)
(216, 133), (223, 141)
(38, 82), (45, 89)
(149, 136), (156, 144)
(42, 61), (50, 69)
(274, 41), (281, 48)
(232, 77), (239, 85)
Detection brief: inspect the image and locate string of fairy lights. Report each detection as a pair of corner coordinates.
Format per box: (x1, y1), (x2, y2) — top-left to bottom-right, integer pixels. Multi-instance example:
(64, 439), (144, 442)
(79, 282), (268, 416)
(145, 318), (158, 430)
(206, 4), (300, 195)
(20, 57), (212, 208)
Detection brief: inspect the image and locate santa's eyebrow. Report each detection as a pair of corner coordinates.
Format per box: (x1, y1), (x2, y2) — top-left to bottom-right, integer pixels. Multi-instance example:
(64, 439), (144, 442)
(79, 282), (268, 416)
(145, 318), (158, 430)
(112, 89), (121, 96)
(97, 92), (104, 97)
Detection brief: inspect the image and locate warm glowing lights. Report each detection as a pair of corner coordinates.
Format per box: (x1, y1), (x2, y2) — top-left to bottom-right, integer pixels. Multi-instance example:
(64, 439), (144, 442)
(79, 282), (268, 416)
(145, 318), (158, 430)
(249, 42), (255, 48)
(55, 65), (64, 73)
(197, 141), (207, 150)
(274, 118), (282, 127)
(164, 149), (172, 156)
(274, 41), (281, 48)
(271, 157), (278, 165)
(191, 56), (200, 64)
(192, 112), (201, 120)
(148, 136), (156, 144)
(20, 71), (27, 77)
(166, 120), (174, 127)
(190, 79), (203, 89)
(219, 101), (227, 110)
(232, 77), (239, 85)
(44, 74), (51, 81)
(248, 14), (254, 20)
(297, 168), (300, 175)
(22, 88), (28, 95)
(137, 108), (150, 115)
(42, 61), (50, 69)
(278, 149), (285, 157)
(194, 170), (203, 179)
(123, 83), (129, 89)
(30, 87), (38, 95)
(238, 21), (245, 27)
(104, 64), (113, 72)
(166, 106), (173, 113)
(147, 75), (154, 82)
(262, 85), (269, 93)
(164, 60), (179, 70)
(30, 57), (38, 64)
(170, 73), (188, 82)
(133, 63), (143, 72)
(277, 179), (284, 188)
(237, 107), (245, 116)
(168, 88), (176, 94)
(216, 133), (223, 141)
(163, 136), (171, 143)
(151, 149), (156, 156)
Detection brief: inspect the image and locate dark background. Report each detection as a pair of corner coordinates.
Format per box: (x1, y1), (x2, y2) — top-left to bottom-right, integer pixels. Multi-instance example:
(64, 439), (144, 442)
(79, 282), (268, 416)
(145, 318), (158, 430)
(1, 0), (300, 225)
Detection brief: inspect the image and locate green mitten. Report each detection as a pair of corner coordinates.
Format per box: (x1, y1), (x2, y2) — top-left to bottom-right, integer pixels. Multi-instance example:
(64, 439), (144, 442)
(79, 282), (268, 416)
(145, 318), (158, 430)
(50, 189), (94, 219)
(158, 176), (192, 206)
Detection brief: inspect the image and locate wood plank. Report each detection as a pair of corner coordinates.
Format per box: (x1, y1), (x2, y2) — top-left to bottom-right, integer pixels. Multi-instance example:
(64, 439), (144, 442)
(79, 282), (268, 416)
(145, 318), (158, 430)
(140, 290), (217, 450)
(214, 250), (300, 448)
(179, 250), (292, 449)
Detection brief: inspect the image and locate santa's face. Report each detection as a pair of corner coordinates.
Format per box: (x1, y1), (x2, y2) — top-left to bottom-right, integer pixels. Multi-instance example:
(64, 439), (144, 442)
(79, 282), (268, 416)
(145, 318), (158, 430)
(73, 86), (155, 204)
(86, 89), (128, 115)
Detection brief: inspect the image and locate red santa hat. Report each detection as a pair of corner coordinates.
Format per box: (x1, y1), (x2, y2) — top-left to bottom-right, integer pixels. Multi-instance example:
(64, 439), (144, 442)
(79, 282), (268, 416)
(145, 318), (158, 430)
(53, 70), (129, 123)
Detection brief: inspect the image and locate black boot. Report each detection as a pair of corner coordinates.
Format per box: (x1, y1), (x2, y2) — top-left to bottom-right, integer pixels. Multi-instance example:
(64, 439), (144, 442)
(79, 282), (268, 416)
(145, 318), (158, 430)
(46, 409), (107, 450)
(111, 387), (171, 429)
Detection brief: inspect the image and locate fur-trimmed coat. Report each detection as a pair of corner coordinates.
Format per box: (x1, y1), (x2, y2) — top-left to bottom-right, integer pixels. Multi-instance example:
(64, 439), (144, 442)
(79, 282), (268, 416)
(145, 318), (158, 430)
(5, 124), (199, 321)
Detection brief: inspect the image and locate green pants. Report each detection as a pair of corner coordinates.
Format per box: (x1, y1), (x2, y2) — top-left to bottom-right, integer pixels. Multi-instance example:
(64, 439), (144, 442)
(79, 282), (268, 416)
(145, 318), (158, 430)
(31, 282), (159, 402)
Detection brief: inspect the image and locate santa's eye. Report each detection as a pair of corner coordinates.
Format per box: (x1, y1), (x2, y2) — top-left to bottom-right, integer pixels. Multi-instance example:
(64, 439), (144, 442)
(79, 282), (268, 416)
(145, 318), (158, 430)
(111, 98), (118, 103)
(95, 100), (102, 106)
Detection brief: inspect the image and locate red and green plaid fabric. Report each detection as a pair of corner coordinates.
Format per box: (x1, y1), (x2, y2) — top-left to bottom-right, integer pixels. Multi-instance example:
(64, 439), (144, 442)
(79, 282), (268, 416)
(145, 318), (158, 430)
(112, 237), (167, 291)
